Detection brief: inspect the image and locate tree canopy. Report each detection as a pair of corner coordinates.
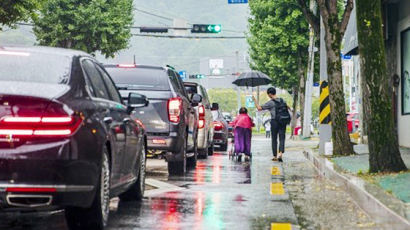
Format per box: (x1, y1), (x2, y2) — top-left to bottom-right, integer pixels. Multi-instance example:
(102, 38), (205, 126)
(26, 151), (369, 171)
(247, 0), (310, 91)
(33, 0), (133, 58)
(0, 0), (42, 29)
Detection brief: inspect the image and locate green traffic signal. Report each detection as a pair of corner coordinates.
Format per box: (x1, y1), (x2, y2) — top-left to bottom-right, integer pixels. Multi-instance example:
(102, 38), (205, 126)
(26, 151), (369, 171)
(192, 24), (222, 33)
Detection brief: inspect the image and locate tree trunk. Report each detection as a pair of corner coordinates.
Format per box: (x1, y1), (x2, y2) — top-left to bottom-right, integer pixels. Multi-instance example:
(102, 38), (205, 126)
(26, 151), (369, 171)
(356, 0), (407, 172)
(299, 70), (306, 135)
(321, 8), (354, 156)
(290, 86), (299, 139)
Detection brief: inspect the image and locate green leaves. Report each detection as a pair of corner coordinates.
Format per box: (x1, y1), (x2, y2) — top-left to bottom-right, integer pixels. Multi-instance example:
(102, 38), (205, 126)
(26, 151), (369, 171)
(33, 0), (133, 58)
(247, 0), (309, 91)
(0, 0), (43, 29)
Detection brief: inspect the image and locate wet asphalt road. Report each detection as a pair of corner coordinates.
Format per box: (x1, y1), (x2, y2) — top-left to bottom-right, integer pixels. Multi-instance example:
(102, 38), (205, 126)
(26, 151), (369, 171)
(0, 136), (379, 230)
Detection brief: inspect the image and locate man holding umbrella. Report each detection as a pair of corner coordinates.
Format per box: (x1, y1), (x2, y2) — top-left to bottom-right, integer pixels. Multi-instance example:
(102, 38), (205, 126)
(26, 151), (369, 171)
(232, 71), (290, 161)
(253, 87), (291, 162)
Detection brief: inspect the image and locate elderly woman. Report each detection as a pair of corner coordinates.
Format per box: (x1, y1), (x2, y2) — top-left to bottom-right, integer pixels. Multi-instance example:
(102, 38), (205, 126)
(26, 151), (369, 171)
(232, 107), (254, 161)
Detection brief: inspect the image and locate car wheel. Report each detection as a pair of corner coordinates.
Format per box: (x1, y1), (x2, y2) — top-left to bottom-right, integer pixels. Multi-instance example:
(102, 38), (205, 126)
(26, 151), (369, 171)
(198, 147), (208, 159)
(208, 142), (214, 156)
(65, 146), (110, 230)
(187, 139), (197, 168)
(220, 142), (228, 151)
(168, 138), (186, 175)
(119, 142), (146, 201)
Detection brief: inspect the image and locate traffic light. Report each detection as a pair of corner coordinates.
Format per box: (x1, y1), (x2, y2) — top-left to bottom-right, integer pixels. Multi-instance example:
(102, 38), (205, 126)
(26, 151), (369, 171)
(191, 24), (222, 33)
(189, 74), (206, 79)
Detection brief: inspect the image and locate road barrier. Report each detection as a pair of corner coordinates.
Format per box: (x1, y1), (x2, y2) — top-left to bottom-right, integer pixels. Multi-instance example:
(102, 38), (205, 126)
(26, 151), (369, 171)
(319, 81), (331, 124)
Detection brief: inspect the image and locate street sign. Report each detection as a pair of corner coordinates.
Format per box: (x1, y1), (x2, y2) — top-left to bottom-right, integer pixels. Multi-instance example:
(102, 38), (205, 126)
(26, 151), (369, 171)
(228, 0), (248, 4)
(245, 96), (255, 108)
(343, 54), (352, 60)
(313, 82), (320, 87)
(178, 71), (187, 80)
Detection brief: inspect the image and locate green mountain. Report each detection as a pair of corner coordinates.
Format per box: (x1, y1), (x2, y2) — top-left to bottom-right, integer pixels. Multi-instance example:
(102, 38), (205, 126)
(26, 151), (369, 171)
(0, 0), (250, 73)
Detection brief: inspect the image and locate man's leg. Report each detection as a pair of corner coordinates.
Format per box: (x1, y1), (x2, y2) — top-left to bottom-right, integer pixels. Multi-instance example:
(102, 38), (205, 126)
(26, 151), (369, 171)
(271, 121), (279, 157)
(278, 124), (286, 153)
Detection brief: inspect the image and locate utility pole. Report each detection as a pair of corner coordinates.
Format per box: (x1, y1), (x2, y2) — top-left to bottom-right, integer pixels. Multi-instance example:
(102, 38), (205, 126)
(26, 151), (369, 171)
(302, 0), (317, 138)
(319, 17), (332, 154)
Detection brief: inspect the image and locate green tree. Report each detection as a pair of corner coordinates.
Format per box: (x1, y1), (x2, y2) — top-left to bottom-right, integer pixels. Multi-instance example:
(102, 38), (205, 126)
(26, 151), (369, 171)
(356, 0), (406, 172)
(0, 0), (42, 29)
(33, 0), (133, 57)
(298, 0), (354, 155)
(247, 0), (310, 137)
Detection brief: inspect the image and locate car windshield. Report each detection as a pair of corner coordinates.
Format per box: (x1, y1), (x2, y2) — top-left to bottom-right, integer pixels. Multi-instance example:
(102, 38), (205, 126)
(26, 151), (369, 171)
(0, 50), (71, 84)
(106, 67), (170, 91)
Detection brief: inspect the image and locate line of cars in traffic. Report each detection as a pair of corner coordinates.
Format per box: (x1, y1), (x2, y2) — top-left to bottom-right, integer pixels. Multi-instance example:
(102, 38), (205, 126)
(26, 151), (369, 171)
(0, 46), (230, 229)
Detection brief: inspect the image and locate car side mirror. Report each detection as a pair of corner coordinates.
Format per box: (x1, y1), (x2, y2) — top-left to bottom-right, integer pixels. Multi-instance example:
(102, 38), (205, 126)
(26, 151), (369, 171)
(127, 93), (149, 112)
(191, 93), (202, 106)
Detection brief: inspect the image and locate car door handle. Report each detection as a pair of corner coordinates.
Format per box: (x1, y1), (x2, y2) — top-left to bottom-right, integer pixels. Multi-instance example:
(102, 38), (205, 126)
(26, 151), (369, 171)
(104, 117), (113, 124)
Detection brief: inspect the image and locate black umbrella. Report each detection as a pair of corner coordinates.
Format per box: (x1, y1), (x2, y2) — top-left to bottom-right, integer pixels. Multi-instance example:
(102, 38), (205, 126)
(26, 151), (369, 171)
(232, 71), (272, 87)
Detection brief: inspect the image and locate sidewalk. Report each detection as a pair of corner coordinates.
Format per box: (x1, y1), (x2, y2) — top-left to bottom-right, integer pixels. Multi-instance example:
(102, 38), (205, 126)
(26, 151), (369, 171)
(303, 143), (410, 229)
(332, 145), (410, 204)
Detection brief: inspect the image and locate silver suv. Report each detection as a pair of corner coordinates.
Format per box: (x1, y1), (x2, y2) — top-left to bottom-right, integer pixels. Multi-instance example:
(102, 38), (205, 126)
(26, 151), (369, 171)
(184, 82), (215, 158)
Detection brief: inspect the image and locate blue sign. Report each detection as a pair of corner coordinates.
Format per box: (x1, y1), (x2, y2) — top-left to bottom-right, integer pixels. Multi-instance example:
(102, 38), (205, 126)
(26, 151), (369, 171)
(343, 54), (352, 60)
(179, 71), (187, 80)
(228, 0), (248, 4)
(245, 96), (255, 108)
(313, 82), (320, 87)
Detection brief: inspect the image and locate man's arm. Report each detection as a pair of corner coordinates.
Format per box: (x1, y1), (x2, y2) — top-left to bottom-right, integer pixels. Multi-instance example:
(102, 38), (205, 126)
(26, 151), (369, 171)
(252, 96), (263, 111)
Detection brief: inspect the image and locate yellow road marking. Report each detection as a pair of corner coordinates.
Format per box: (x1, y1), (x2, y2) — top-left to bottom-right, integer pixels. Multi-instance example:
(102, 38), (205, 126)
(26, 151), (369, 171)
(271, 223), (292, 230)
(271, 166), (281, 176)
(270, 182), (285, 195)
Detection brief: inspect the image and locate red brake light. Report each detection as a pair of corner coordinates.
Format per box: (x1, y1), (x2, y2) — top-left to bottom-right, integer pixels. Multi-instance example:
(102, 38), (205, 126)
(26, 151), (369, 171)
(0, 50), (30, 57)
(117, 64), (136, 68)
(168, 97), (182, 123)
(6, 187), (57, 193)
(0, 103), (83, 139)
(213, 121), (224, 131)
(198, 105), (205, 118)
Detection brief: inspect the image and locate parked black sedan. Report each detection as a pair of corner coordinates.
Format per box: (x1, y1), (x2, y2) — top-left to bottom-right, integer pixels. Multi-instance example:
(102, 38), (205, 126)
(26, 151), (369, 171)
(0, 47), (147, 229)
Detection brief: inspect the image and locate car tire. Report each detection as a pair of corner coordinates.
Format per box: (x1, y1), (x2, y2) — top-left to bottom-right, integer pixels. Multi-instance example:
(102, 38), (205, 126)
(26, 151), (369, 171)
(119, 142), (146, 201)
(198, 147), (208, 159)
(168, 138), (187, 175)
(65, 146), (110, 230)
(187, 140), (197, 168)
(220, 142), (228, 151)
(208, 142), (214, 156)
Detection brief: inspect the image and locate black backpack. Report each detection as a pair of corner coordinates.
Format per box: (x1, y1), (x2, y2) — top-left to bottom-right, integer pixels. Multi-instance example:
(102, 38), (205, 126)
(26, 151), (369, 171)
(274, 98), (291, 125)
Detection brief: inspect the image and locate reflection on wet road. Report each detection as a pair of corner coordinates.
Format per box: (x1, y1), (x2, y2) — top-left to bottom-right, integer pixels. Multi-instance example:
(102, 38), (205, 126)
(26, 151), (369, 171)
(0, 138), (298, 230)
(107, 140), (298, 230)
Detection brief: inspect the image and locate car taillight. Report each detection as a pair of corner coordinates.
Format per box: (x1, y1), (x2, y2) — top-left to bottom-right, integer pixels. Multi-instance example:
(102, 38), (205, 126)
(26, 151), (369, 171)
(198, 105), (205, 118)
(198, 119), (205, 129)
(213, 121), (224, 131)
(0, 104), (82, 139)
(168, 97), (182, 123)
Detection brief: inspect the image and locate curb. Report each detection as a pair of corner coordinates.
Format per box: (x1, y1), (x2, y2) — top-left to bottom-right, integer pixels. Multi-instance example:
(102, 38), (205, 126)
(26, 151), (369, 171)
(303, 149), (410, 230)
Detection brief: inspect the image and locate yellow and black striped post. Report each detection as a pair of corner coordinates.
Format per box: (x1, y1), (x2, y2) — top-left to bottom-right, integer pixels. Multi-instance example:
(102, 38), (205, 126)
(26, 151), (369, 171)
(319, 81), (331, 124)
